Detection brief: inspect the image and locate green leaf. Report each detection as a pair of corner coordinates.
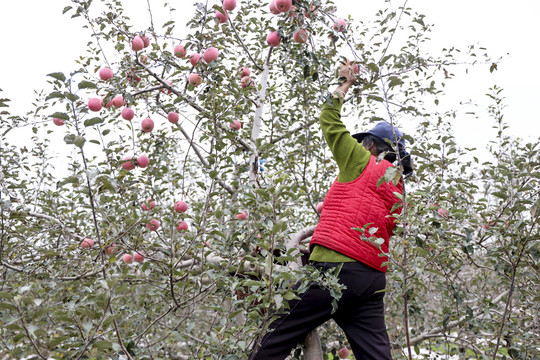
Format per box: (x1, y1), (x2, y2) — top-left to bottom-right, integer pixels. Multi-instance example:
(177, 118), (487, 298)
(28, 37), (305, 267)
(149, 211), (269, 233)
(84, 117), (104, 127)
(45, 92), (65, 101)
(47, 72), (66, 82)
(51, 112), (69, 120)
(58, 175), (79, 187)
(78, 80), (97, 90)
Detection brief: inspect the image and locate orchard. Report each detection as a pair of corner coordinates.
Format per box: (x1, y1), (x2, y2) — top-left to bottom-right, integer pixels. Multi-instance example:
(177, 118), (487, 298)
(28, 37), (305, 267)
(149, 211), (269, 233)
(1, 0), (539, 359)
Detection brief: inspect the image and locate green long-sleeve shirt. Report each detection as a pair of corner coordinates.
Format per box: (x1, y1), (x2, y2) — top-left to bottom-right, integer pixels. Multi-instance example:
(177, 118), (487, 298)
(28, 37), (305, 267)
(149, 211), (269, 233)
(309, 97), (372, 262)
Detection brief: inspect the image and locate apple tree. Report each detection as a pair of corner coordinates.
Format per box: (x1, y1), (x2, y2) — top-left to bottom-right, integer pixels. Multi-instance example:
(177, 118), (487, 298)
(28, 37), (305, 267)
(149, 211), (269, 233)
(0, 0), (539, 359)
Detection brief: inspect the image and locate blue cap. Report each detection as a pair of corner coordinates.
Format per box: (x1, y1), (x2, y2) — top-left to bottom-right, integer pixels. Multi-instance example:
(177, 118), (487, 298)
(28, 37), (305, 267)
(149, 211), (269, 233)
(352, 121), (406, 148)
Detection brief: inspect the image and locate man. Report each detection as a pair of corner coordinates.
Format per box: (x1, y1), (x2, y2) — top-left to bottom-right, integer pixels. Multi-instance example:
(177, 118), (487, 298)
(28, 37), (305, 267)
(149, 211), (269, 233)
(250, 62), (412, 360)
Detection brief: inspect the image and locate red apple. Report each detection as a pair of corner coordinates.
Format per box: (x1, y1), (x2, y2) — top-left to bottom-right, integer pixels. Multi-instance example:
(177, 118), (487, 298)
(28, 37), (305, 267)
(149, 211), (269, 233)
(275, 0), (292, 12)
(269, 0), (280, 14)
(203, 47), (219, 63)
(347, 59), (360, 74)
(293, 29), (309, 43)
(141, 34), (150, 48)
(174, 200), (188, 213)
(126, 70), (142, 84)
(176, 221), (189, 231)
(121, 107), (135, 121)
(88, 98), (102, 112)
(112, 95), (125, 108)
(235, 211), (247, 220)
(141, 118), (154, 132)
(137, 154), (150, 168)
(189, 73), (203, 86)
(103, 96), (114, 108)
(133, 251), (145, 263)
(229, 119), (242, 130)
(168, 112), (179, 124)
(337, 347), (350, 359)
(189, 53), (202, 66)
(240, 67), (251, 77)
(99, 67), (113, 81)
(146, 219), (160, 231)
(240, 76), (253, 88)
(122, 156), (136, 171)
(215, 9), (229, 23)
(139, 54), (149, 64)
(266, 31), (281, 47)
(438, 207), (448, 218)
(174, 44), (186, 58)
(316, 201), (323, 213)
(105, 243), (117, 256)
(52, 118), (65, 126)
(141, 198), (156, 211)
(223, 0), (236, 11)
(132, 35), (144, 51)
(123, 253), (133, 263)
(333, 18), (347, 32)
(81, 238), (94, 248)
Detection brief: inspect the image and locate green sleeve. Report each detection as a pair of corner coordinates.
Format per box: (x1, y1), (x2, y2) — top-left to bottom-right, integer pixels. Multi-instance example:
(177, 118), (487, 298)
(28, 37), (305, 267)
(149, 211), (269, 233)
(309, 97), (373, 263)
(319, 97), (371, 182)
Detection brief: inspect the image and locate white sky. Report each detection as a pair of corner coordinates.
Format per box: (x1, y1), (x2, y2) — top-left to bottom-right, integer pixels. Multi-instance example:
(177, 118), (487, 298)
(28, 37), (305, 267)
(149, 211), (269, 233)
(1, 1), (539, 153)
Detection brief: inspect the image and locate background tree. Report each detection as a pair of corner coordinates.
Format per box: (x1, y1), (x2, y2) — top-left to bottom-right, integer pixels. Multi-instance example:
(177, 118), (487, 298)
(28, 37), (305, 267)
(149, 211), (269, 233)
(0, 0), (538, 359)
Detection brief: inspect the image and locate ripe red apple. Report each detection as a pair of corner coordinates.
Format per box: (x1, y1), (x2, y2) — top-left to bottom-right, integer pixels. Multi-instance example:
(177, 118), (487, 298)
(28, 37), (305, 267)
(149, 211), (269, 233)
(215, 9), (229, 23)
(141, 198), (156, 211)
(333, 18), (347, 32)
(174, 200), (188, 213)
(223, 0), (236, 11)
(132, 35), (144, 51)
(121, 107), (135, 121)
(266, 31), (281, 47)
(168, 112), (179, 124)
(275, 0), (292, 12)
(122, 156), (136, 171)
(240, 76), (253, 88)
(176, 221), (189, 231)
(235, 211), (247, 220)
(139, 54), (149, 64)
(189, 53), (202, 66)
(146, 219), (160, 231)
(240, 67), (251, 77)
(174, 44), (186, 58)
(438, 207), (448, 218)
(141, 34), (150, 48)
(137, 154), (150, 168)
(316, 201), (323, 213)
(347, 59), (360, 74)
(189, 73), (203, 86)
(52, 118), (65, 126)
(203, 47), (219, 63)
(99, 67), (113, 81)
(112, 95), (125, 108)
(338, 347), (350, 359)
(293, 29), (309, 43)
(126, 70), (142, 84)
(105, 243), (117, 256)
(81, 238), (94, 248)
(133, 251), (145, 263)
(103, 96), (114, 108)
(123, 254), (133, 263)
(229, 119), (242, 130)
(88, 98), (102, 112)
(141, 118), (154, 132)
(269, 0), (280, 14)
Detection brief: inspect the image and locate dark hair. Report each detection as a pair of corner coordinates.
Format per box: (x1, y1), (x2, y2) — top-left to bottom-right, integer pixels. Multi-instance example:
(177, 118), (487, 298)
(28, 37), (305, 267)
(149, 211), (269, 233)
(362, 134), (413, 177)
(362, 134), (396, 162)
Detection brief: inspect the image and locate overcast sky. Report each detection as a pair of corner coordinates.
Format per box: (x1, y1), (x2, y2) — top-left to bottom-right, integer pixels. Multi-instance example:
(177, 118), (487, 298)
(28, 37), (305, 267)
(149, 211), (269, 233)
(1, 1), (539, 153)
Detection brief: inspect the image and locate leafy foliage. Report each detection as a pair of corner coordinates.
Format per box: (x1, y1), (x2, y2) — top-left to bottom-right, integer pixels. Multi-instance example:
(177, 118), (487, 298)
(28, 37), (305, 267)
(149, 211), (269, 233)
(0, 0), (538, 359)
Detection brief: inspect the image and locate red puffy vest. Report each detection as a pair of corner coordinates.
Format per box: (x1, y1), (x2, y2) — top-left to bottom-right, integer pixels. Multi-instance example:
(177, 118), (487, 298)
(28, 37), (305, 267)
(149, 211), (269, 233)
(310, 156), (403, 272)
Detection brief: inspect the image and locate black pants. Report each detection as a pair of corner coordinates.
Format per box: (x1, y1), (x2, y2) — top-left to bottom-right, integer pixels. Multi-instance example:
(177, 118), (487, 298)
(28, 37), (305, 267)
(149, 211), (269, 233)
(250, 261), (392, 360)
